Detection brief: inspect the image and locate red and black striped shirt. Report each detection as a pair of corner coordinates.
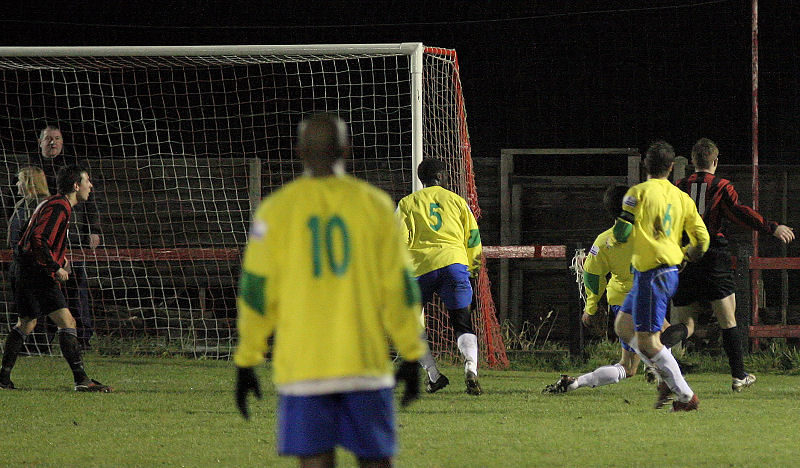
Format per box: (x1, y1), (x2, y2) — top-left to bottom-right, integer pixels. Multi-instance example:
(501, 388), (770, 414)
(16, 194), (72, 274)
(675, 171), (777, 238)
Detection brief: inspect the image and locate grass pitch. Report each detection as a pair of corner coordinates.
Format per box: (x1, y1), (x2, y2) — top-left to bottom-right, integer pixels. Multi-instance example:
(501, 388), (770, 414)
(1, 355), (798, 467)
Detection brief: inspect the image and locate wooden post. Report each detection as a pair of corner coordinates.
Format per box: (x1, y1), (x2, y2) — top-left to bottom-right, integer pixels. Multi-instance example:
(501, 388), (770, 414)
(781, 170), (788, 325)
(627, 155), (640, 186)
(499, 151), (513, 326)
(510, 183), (522, 327)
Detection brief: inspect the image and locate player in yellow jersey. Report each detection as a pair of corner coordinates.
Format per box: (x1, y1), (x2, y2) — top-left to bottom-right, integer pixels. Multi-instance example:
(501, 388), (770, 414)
(612, 141), (709, 412)
(544, 186), (643, 392)
(233, 113), (428, 467)
(396, 158), (483, 395)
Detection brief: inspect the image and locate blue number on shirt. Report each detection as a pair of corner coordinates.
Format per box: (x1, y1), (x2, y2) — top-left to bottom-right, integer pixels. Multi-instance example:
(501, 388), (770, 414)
(429, 203), (442, 231)
(308, 215), (351, 277)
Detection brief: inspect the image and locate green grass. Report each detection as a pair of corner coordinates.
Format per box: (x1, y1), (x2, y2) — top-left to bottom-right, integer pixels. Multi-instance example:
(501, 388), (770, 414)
(1, 354), (799, 467)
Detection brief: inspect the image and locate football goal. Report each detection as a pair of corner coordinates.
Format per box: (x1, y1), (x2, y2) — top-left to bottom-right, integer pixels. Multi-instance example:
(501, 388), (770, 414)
(0, 43), (507, 367)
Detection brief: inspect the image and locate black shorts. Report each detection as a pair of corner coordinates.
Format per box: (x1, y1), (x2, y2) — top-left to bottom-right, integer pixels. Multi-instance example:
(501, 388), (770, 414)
(672, 245), (735, 307)
(14, 263), (68, 319)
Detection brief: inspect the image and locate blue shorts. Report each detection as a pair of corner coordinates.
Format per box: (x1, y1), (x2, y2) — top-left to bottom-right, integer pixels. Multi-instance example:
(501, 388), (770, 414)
(620, 266), (679, 333)
(416, 264), (472, 310)
(609, 305), (634, 352)
(277, 389), (395, 459)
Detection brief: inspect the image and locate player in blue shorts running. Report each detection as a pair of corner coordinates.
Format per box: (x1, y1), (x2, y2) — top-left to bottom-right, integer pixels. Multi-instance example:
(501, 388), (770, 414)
(396, 158), (483, 395)
(612, 141), (709, 411)
(234, 113), (427, 467)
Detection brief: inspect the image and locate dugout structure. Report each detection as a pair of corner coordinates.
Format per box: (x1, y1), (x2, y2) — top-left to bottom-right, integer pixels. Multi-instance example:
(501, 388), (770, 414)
(0, 44), (507, 368)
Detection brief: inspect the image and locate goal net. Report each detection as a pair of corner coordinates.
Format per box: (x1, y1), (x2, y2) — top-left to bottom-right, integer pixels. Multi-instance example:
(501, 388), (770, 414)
(0, 44), (508, 368)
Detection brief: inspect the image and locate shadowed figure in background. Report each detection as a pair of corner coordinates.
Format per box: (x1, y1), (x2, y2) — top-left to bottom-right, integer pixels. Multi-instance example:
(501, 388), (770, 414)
(6, 166), (52, 354)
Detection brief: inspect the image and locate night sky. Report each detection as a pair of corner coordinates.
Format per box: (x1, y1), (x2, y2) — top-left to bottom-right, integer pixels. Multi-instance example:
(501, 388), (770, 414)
(2, 0), (798, 165)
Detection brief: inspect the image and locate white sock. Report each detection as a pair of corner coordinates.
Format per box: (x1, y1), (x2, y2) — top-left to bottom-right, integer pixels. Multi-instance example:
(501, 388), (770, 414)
(576, 363), (626, 389)
(651, 346), (694, 402)
(457, 333), (479, 375)
(419, 351), (441, 383)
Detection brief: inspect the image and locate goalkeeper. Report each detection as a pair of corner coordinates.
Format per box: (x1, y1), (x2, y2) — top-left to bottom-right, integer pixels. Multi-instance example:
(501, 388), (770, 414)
(234, 113), (427, 468)
(396, 158), (483, 396)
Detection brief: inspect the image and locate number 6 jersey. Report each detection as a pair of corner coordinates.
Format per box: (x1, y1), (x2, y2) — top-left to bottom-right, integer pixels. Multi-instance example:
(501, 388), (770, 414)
(613, 178), (709, 272)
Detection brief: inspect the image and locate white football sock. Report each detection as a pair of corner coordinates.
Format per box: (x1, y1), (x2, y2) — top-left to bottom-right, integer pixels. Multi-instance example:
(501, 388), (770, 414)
(418, 351), (441, 383)
(457, 333), (479, 375)
(576, 363), (627, 389)
(651, 346), (694, 402)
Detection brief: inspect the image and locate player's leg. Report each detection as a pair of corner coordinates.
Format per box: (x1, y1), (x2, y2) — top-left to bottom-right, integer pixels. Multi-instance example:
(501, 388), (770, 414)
(278, 393), (338, 464)
(415, 271), (448, 392)
(67, 263), (93, 349)
(48, 308), (112, 392)
(0, 316), (38, 389)
(631, 267), (696, 409)
(660, 303), (698, 348)
(339, 389), (396, 467)
(662, 261), (702, 348)
(437, 264), (481, 394)
(545, 305), (639, 393)
(710, 294), (754, 390)
(298, 451), (335, 468)
(1, 270), (45, 389)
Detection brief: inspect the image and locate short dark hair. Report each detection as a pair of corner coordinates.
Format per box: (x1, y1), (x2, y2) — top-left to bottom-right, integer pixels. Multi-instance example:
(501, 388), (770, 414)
(691, 138), (718, 169)
(644, 140), (675, 177)
(603, 185), (629, 221)
(56, 164), (85, 195)
(39, 124), (60, 140)
(296, 113), (349, 161)
(417, 158), (445, 185)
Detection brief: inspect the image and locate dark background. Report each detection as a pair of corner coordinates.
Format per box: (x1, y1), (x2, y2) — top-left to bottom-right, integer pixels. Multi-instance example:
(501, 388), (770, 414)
(1, 0), (797, 166)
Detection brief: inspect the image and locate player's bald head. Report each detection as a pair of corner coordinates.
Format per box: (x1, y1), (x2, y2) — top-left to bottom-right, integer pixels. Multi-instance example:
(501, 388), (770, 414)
(296, 113), (350, 164)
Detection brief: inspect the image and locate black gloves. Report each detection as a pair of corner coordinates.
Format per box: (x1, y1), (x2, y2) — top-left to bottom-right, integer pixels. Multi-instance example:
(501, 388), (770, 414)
(395, 360), (421, 407)
(235, 366), (262, 420)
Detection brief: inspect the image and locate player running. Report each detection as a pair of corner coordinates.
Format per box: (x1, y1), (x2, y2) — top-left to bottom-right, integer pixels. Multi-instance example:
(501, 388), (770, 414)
(612, 141), (709, 411)
(662, 138), (795, 391)
(396, 158), (483, 395)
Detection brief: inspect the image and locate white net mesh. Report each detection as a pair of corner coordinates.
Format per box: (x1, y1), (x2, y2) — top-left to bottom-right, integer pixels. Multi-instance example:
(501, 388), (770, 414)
(0, 46), (506, 364)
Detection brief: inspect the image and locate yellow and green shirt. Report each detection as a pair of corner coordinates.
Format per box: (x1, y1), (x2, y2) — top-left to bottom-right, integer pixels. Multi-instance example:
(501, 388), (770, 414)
(396, 185), (482, 277)
(582, 227), (634, 315)
(613, 178), (710, 272)
(234, 173), (426, 395)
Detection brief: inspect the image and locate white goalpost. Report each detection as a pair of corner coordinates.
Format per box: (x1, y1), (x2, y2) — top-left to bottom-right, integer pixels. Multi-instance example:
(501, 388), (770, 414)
(0, 44), (507, 366)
